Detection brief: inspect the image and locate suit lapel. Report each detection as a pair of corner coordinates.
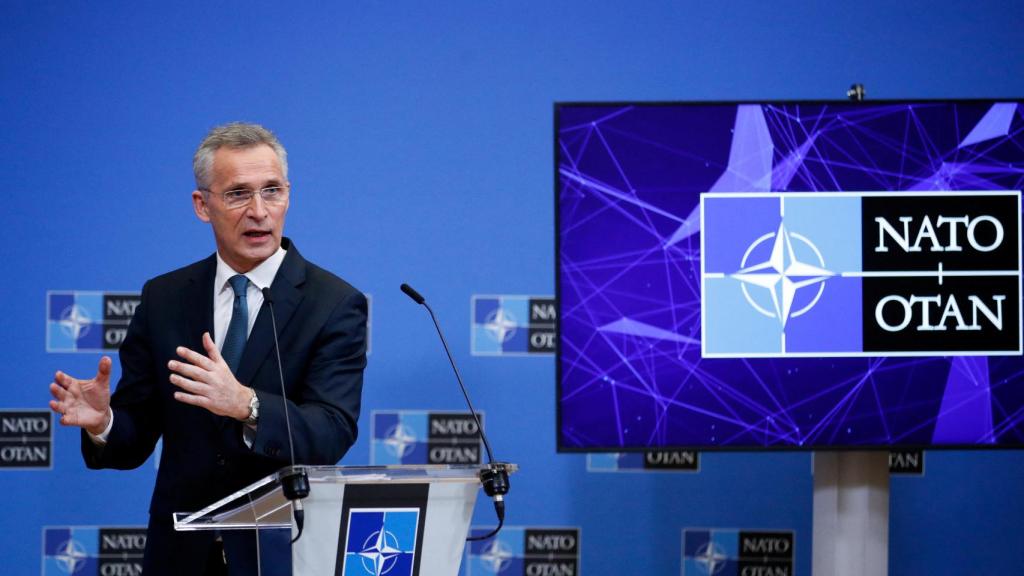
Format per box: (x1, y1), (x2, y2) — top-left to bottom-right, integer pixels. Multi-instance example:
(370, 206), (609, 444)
(184, 254), (219, 429)
(235, 241), (307, 388)
(185, 254), (217, 352)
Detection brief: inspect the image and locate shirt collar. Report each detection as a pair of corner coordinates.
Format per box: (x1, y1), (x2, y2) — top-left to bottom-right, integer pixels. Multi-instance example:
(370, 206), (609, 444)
(215, 246), (288, 293)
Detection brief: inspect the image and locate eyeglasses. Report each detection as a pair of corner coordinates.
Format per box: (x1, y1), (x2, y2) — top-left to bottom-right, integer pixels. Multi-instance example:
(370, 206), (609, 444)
(205, 185), (289, 209)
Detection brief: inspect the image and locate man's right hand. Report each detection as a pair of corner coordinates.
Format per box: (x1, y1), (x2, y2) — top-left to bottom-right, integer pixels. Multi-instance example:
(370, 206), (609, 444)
(49, 356), (113, 436)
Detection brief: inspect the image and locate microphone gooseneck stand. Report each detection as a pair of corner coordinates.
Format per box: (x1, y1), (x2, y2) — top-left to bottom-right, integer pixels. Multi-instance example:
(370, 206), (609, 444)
(400, 283), (511, 541)
(261, 287), (310, 544)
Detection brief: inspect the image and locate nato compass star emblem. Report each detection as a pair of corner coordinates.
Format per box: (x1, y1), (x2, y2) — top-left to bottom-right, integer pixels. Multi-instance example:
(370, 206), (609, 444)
(359, 526), (404, 576)
(479, 538), (514, 573)
(54, 538), (89, 574)
(732, 221), (833, 327)
(383, 424), (417, 458)
(483, 308), (518, 343)
(694, 541), (729, 575)
(58, 304), (93, 340)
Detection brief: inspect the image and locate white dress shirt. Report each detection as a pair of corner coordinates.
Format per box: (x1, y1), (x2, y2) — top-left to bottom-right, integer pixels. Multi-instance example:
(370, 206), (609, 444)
(90, 246), (287, 446)
(212, 247), (287, 349)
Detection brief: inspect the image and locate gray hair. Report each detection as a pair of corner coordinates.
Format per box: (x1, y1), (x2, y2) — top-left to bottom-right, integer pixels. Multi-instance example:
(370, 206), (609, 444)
(193, 122), (288, 190)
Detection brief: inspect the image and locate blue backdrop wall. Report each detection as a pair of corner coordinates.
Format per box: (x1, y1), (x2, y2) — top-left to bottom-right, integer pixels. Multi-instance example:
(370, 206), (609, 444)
(3, 2), (1023, 575)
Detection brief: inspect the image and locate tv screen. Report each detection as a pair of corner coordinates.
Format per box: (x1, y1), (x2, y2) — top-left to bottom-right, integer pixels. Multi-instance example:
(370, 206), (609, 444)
(556, 100), (1024, 450)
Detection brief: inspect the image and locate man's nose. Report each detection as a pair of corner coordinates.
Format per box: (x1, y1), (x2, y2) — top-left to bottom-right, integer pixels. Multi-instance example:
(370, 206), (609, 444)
(247, 194), (270, 218)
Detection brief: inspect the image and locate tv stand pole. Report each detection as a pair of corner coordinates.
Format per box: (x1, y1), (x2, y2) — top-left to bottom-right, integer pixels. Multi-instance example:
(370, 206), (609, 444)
(812, 451), (890, 576)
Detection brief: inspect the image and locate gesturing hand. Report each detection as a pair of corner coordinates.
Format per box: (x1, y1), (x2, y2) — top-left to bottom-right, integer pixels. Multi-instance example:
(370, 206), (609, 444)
(50, 356), (113, 436)
(169, 332), (253, 421)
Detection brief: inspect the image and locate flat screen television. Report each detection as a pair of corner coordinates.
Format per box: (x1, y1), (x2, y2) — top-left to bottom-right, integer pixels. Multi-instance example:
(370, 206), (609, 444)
(556, 100), (1024, 450)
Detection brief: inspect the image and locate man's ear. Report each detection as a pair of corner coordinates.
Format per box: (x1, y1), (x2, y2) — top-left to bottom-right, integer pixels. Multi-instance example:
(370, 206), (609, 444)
(192, 190), (211, 223)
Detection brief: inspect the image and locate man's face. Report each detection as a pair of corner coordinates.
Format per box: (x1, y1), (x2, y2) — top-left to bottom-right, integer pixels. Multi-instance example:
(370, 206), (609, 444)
(192, 144), (289, 273)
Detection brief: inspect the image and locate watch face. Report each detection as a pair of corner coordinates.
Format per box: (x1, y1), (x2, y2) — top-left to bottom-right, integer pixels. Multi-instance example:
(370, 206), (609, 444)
(247, 389), (259, 423)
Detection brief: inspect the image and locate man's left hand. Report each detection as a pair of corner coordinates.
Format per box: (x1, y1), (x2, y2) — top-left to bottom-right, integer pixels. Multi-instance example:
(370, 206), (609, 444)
(169, 332), (252, 420)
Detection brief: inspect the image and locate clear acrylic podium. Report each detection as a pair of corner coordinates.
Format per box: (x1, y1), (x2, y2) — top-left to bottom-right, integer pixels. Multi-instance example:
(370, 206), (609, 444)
(173, 464), (513, 575)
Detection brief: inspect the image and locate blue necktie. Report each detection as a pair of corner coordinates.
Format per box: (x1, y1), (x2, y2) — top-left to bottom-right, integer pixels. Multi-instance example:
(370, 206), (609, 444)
(221, 274), (249, 373)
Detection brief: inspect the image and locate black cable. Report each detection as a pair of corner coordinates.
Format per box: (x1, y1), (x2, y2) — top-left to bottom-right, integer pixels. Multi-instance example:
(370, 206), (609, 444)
(466, 498), (505, 541)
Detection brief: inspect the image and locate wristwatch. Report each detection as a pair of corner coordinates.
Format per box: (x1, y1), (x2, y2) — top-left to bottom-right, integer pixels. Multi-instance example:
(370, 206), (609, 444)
(244, 388), (260, 426)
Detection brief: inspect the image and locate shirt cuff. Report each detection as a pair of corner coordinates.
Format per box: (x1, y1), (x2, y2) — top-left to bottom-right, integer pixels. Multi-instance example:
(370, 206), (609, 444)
(243, 422), (256, 449)
(88, 409), (114, 445)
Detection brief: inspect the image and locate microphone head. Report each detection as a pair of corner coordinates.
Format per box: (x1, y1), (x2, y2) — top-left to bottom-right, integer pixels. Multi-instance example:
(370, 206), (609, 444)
(261, 286), (274, 304)
(400, 283), (426, 305)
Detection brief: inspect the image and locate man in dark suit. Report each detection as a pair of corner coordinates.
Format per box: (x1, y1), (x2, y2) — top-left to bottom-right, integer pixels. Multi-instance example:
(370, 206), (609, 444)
(48, 123), (367, 574)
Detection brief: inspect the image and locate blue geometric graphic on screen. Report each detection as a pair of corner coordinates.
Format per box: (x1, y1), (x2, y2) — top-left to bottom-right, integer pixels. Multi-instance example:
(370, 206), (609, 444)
(710, 105), (772, 193)
(933, 356), (994, 444)
(780, 196), (862, 353)
(343, 509), (418, 576)
(47, 292), (104, 351)
(558, 101), (1024, 448)
(773, 132), (818, 192)
(703, 194), (862, 356)
(467, 527), (524, 575)
(43, 527), (99, 576)
(961, 103), (1017, 147)
(597, 317), (700, 344)
(700, 196), (776, 272)
(372, 412), (427, 465)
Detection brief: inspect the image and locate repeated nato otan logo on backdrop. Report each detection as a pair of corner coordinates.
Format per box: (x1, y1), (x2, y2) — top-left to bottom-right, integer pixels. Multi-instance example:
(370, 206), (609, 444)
(46, 292), (141, 352)
(888, 449), (925, 476)
(42, 526), (146, 576)
(472, 296), (556, 355)
(0, 410), (52, 469)
(46, 291), (374, 354)
(371, 411), (484, 465)
(701, 192), (1021, 357)
(587, 450), (700, 472)
(466, 527), (580, 576)
(682, 529), (794, 576)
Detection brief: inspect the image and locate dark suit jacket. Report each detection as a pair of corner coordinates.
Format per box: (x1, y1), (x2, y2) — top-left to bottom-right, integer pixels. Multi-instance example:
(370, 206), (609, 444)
(81, 238), (367, 574)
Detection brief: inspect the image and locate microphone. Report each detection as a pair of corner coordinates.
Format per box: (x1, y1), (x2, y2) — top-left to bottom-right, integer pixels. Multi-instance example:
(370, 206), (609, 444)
(399, 283), (510, 541)
(400, 283), (425, 305)
(262, 287), (309, 543)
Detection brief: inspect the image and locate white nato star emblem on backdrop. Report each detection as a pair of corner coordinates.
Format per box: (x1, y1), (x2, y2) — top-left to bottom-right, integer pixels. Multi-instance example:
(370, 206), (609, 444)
(54, 538), (88, 574)
(359, 527), (402, 576)
(694, 541), (729, 575)
(484, 308), (518, 343)
(480, 538), (514, 573)
(58, 304), (92, 340)
(383, 424), (417, 458)
(731, 221), (833, 327)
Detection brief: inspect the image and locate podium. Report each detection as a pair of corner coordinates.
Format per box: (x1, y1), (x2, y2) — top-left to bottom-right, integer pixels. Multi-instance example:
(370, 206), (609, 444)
(173, 464), (513, 575)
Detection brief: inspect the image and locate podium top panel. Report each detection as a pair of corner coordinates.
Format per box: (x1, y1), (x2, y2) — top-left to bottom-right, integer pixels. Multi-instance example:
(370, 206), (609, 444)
(298, 463), (508, 483)
(173, 463), (516, 532)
